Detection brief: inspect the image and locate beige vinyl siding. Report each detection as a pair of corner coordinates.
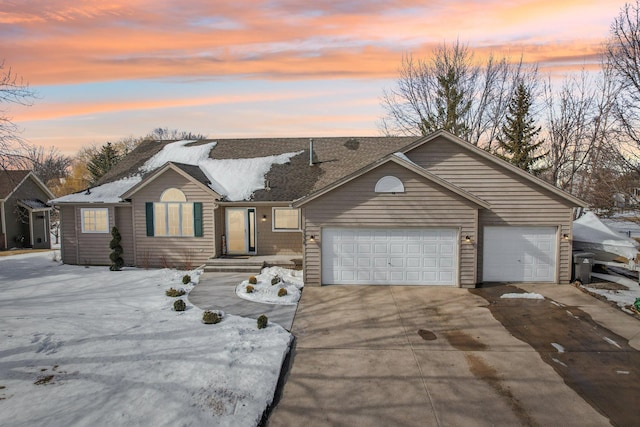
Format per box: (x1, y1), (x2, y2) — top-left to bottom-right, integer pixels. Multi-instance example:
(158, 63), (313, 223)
(303, 162), (479, 287)
(73, 205), (115, 265)
(115, 206), (134, 266)
(59, 205), (77, 264)
(406, 136), (575, 282)
(131, 169), (216, 268)
(256, 206), (302, 255)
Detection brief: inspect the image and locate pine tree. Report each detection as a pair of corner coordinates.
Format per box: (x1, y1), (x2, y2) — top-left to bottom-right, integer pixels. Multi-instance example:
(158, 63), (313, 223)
(420, 68), (472, 137)
(497, 82), (547, 175)
(109, 226), (124, 271)
(87, 142), (121, 184)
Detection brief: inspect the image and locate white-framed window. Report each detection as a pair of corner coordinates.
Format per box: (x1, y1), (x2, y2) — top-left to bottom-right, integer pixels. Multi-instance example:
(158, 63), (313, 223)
(154, 188), (194, 236)
(81, 208), (109, 233)
(272, 207), (301, 231)
(374, 176), (404, 193)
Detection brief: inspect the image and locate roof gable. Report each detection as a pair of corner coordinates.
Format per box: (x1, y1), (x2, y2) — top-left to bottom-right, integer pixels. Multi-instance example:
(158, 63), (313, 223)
(0, 170), (53, 201)
(401, 130), (587, 207)
(294, 153), (490, 209)
(121, 162), (219, 199)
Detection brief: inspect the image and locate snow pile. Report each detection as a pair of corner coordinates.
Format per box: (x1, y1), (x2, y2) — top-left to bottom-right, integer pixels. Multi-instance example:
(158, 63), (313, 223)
(142, 140), (302, 201)
(51, 175), (142, 203)
(582, 282), (640, 312)
(573, 212), (639, 260)
(140, 139), (216, 171)
(236, 267), (304, 305)
(51, 140), (302, 203)
(500, 292), (545, 300)
(0, 252), (292, 427)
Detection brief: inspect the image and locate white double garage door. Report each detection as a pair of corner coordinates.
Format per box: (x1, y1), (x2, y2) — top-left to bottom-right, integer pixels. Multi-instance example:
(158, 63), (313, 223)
(321, 226), (557, 285)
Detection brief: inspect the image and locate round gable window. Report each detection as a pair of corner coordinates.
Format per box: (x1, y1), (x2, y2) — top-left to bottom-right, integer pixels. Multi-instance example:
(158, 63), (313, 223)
(375, 176), (404, 193)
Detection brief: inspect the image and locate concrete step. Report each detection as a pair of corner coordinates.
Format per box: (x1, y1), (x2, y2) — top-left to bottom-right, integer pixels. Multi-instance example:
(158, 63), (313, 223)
(204, 265), (263, 274)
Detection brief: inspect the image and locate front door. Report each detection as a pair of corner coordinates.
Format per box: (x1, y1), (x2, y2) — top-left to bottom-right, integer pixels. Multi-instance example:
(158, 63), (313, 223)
(226, 208), (256, 254)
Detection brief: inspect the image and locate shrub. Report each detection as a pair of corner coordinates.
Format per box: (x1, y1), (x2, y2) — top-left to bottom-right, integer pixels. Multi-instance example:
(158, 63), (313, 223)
(248, 276), (257, 285)
(278, 288), (288, 297)
(109, 227), (124, 271)
(182, 274), (191, 284)
(166, 288), (186, 297)
(271, 275), (281, 286)
(202, 310), (221, 324)
(173, 299), (186, 311)
(246, 285), (255, 293)
(257, 315), (268, 329)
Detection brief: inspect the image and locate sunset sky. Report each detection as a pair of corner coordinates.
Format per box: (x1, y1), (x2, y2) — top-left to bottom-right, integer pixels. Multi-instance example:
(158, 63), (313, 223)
(2, 0), (628, 155)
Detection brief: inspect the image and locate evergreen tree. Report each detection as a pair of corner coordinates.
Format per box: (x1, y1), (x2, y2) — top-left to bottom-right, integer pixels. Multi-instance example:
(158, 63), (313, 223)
(109, 226), (124, 271)
(87, 142), (121, 184)
(419, 62), (472, 137)
(497, 82), (547, 175)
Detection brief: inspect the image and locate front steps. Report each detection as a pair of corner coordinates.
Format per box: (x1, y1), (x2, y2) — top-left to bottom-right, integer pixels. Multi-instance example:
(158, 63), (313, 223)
(204, 255), (303, 273)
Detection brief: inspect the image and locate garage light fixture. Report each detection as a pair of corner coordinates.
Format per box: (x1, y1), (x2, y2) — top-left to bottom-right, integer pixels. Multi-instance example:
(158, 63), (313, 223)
(309, 235), (315, 242)
(562, 233), (570, 240)
(464, 235), (473, 244)
(262, 215), (267, 222)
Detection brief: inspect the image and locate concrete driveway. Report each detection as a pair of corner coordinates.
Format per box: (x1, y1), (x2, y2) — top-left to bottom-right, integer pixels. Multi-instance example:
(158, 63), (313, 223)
(267, 285), (628, 426)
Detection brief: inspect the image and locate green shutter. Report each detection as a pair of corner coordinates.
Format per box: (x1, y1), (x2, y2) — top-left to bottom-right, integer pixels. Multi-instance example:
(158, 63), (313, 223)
(193, 202), (203, 237)
(145, 202), (154, 236)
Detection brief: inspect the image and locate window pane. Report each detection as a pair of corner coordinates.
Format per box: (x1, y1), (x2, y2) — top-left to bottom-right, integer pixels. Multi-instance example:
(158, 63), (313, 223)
(160, 188), (186, 202)
(167, 203), (180, 236)
(95, 210), (108, 232)
(154, 204), (166, 236)
(82, 208), (108, 233)
(274, 208), (299, 230)
(182, 203), (194, 235)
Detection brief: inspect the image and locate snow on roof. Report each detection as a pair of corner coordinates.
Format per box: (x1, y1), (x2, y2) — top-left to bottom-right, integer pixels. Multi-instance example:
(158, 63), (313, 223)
(51, 176), (142, 204)
(52, 140), (302, 204)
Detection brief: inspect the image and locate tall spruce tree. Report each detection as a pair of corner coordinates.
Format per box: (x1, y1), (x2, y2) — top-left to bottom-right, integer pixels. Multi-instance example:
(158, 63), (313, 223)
(87, 142), (121, 185)
(497, 82), (547, 175)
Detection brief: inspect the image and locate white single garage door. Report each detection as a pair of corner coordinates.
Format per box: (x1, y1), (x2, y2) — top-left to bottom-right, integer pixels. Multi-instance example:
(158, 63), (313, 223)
(322, 228), (457, 285)
(483, 226), (557, 282)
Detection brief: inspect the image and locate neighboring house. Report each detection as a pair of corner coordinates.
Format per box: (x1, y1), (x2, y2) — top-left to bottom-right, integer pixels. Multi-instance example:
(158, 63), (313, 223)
(51, 130), (585, 286)
(0, 170), (54, 251)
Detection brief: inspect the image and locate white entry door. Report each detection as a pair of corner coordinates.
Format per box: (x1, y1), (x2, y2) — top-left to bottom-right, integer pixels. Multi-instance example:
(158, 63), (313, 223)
(321, 228), (458, 285)
(483, 226), (557, 282)
(226, 208), (256, 254)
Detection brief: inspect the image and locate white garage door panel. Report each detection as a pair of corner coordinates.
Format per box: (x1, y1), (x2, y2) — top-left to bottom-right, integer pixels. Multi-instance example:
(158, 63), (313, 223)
(483, 226), (557, 282)
(322, 228), (458, 285)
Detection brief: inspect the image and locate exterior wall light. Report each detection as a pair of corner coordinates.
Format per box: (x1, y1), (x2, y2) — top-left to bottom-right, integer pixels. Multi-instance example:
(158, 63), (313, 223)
(309, 235), (315, 242)
(464, 235), (473, 244)
(262, 215), (267, 222)
(562, 233), (570, 240)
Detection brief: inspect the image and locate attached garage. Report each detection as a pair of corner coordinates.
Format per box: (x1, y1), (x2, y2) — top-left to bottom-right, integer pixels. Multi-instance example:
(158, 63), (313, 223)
(321, 228), (458, 285)
(482, 226), (558, 282)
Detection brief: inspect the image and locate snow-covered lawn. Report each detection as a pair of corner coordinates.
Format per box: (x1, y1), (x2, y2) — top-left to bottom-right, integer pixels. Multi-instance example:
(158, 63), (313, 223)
(236, 267), (304, 305)
(0, 252), (292, 427)
(582, 282), (640, 314)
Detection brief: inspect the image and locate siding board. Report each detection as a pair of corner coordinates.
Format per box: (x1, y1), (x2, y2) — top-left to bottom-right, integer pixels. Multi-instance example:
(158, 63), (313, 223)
(303, 162), (478, 287)
(406, 136), (576, 282)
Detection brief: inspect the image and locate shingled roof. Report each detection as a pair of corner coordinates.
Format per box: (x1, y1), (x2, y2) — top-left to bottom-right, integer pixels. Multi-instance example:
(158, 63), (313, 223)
(98, 136), (421, 201)
(0, 170), (31, 200)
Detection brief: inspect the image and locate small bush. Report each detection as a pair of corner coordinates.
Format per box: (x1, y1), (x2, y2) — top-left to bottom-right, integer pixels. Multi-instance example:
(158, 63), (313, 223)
(202, 310), (221, 324)
(248, 276), (257, 285)
(271, 275), (281, 286)
(278, 288), (288, 297)
(173, 299), (186, 312)
(246, 285), (255, 293)
(166, 288), (186, 297)
(182, 274), (191, 284)
(257, 315), (268, 329)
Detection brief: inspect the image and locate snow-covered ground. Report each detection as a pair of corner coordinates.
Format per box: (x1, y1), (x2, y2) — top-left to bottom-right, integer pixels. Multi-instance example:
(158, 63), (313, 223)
(0, 252), (292, 427)
(236, 267), (304, 305)
(500, 292), (545, 300)
(582, 281), (640, 314)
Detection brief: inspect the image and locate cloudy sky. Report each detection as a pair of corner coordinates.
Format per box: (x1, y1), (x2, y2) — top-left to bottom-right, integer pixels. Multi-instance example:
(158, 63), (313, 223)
(2, 0), (627, 155)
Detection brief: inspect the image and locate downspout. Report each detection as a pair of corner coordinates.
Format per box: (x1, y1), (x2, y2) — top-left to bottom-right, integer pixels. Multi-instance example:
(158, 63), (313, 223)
(0, 201), (6, 249)
(28, 209), (34, 247)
